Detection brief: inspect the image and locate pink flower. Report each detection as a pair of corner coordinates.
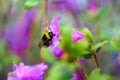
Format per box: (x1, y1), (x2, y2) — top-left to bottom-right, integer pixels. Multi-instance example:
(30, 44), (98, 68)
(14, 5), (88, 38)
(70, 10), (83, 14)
(45, 17), (63, 59)
(78, 58), (86, 65)
(4, 8), (37, 56)
(7, 62), (48, 80)
(46, 16), (62, 49)
(72, 31), (84, 42)
(71, 69), (85, 80)
(52, 47), (64, 59)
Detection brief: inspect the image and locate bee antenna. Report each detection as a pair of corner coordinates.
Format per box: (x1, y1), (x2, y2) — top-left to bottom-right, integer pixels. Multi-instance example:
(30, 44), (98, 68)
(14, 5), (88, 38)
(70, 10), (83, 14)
(53, 34), (55, 36)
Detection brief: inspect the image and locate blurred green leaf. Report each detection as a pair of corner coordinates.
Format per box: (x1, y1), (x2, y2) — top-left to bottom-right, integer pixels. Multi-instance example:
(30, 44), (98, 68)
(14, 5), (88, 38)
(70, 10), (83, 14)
(41, 48), (57, 63)
(60, 26), (74, 50)
(118, 30), (120, 38)
(0, 40), (5, 59)
(0, 63), (2, 71)
(24, 0), (42, 9)
(110, 40), (120, 51)
(46, 62), (73, 80)
(60, 27), (92, 59)
(3, 55), (20, 65)
(89, 68), (112, 80)
(99, 7), (109, 20)
(81, 11), (98, 24)
(92, 40), (108, 52)
(70, 39), (92, 59)
(82, 28), (94, 44)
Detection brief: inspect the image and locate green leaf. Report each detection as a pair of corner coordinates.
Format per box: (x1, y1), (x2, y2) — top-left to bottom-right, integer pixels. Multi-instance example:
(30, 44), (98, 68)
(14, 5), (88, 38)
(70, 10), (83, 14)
(60, 27), (93, 59)
(24, 0), (42, 9)
(110, 40), (120, 51)
(60, 26), (74, 50)
(3, 55), (20, 65)
(40, 48), (57, 63)
(92, 40), (108, 52)
(82, 28), (94, 44)
(70, 39), (92, 59)
(46, 62), (73, 80)
(89, 68), (112, 80)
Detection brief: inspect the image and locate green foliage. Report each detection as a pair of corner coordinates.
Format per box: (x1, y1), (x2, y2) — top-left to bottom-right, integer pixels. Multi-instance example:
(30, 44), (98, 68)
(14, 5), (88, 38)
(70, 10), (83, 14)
(60, 27), (92, 59)
(118, 30), (120, 38)
(0, 41), (5, 60)
(70, 39), (92, 59)
(99, 7), (109, 20)
(92, 40), (108, 52)
(3, 54), (20, 65)
(81, 11), (98, 24)
(24, 0), (42, 9)
(82, 28), (94, 44)
(89, 68), (112, 80)
(40, 48), (58, 63)
(60, 26), (74, 50)
(46, 62), (74, 80)
(0, 40), (20, 70)
(110, 40), (120, 51)
(0, 63), (2, 71)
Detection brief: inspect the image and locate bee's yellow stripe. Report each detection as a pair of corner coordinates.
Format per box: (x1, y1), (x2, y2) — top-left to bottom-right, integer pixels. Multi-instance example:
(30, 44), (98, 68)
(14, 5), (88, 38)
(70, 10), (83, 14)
(45, 33), (50, 39)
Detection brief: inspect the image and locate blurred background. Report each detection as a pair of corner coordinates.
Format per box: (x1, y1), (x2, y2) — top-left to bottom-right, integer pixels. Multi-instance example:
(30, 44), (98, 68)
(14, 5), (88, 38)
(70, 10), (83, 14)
(0, 0), (120, 80)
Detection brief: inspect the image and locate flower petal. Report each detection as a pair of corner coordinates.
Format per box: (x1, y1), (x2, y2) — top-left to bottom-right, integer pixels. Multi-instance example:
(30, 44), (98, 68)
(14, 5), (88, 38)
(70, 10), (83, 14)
(52, 47), (64, 59)
(4, 8), (37, 56)
(72, 31), (84, 42)
(48, 17), (62, 48)
(7, 62), (48, 80)
(49, 16), (62, 35)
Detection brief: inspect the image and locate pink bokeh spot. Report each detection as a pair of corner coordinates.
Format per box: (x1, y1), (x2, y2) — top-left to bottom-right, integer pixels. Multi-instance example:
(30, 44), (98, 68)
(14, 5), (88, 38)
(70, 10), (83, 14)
(72, 31), (84, 42)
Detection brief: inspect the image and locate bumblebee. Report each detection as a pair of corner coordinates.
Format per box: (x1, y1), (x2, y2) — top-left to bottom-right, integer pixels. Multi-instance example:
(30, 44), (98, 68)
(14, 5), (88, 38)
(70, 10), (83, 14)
(38, 32), (55, 48)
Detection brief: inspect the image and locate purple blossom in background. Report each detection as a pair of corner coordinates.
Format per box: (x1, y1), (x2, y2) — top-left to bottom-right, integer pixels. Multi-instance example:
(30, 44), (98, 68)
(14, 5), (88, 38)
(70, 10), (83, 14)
(46, 16), (62, 49)
(78, 58), (86, 65)
(7, 62), (48, 80)
(49, 0), (87, 15)
(100, 0), (112, 5)
(88, 0), (99, 15)
(72, 31), (84, 42)
(71, 59), (86, 80)
(88, 0), (99, 10)
(0, 31), (4, 39)
(71, 69), (85, 80)
(110, 54), (120, 77)
(52, 47), (64, 59)
(49, 0), (110, 15)
(48, 0), (87, 28)
(4, 8), (37, 56)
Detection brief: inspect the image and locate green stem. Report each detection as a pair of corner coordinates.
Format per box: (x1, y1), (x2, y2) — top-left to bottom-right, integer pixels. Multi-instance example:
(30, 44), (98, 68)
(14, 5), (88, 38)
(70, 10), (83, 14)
(92, 51), (100, 68)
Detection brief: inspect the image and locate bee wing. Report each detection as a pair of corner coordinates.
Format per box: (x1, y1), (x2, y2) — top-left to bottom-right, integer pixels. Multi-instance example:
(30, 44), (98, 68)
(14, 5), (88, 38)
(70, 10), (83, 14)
(38, 40), (44, 49)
